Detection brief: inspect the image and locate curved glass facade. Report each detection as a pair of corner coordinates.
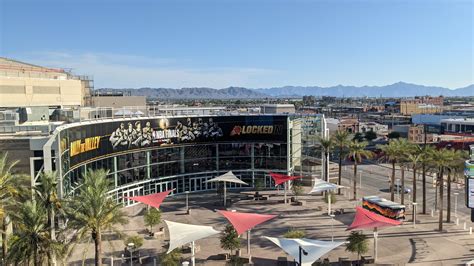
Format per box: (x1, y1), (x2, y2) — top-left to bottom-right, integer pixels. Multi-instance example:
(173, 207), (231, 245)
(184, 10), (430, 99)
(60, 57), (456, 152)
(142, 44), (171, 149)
(52, 115), (324, 205)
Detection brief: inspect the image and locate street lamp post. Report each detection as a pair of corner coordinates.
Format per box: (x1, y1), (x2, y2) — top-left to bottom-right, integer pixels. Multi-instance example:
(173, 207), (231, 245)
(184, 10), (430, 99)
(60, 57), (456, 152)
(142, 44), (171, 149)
(127, 242), (135, 266)
(298, 246), (308, 266)
(396, 179), (400, 201)
(329, 214), (335, 242)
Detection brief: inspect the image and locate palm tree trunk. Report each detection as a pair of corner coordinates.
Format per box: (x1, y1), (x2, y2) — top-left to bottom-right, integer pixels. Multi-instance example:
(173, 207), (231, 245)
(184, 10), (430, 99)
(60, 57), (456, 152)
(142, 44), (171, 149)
(353, 160), (358, 200)
(2, 216), (7, 262)
(447, 170), (452, 223)
(390, 161), (395, 201)
(422, 163), (426, 214)
(438, 168), (444, 231)
(338, 152), (343, 195)
(34, 246), (39, 266)
(412, 167), (417, 205)
(401, 167), (405, 205)
(93, 230), (102, 266)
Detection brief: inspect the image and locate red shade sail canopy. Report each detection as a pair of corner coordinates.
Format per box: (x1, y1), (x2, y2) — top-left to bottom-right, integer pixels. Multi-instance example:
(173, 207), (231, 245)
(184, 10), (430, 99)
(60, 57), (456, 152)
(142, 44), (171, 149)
(125, 190), (172, 209)
(269, 172), (303, 186)
(218, 210), (277, 235)
(347, 206), (401, 231)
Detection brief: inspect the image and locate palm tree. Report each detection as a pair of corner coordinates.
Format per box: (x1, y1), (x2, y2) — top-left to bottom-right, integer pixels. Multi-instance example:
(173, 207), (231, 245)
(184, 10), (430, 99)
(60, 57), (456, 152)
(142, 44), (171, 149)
(346, 231), (369, 261)
(333, 130), (351, 194)
(431, 148), (451, 231)
(348, 141), (373, 200)
(377, 141), (399, 201)
(7, 200), (59, 266)
(0, 152), (21, 260)
(407, 144), (423, 208)
(419, 145), (435, 214)
(34, 171), (63, 265)
(318, 136), (334, 182)
(446, 150), (466, 223)
(393, 139), (411, 205)
(66, 169), (128, 266)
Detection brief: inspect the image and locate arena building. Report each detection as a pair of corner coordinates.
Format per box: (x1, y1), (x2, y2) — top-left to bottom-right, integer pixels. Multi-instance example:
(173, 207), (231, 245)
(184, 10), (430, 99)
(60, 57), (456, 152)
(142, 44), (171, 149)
(37, 113), (326, 205)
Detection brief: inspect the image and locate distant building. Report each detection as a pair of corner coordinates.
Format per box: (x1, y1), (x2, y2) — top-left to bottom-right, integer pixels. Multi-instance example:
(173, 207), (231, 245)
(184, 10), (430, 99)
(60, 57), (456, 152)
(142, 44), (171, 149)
(0, 57), (92, 108)
(441, 118), (474, 135)
(400, 96), (444, 115)
(359, 122), (388, 135)
(261, 104), (295, 114)
(408, 125), (438, 143)
(326, 118), (359, 133)
(91, 91), (146, 108)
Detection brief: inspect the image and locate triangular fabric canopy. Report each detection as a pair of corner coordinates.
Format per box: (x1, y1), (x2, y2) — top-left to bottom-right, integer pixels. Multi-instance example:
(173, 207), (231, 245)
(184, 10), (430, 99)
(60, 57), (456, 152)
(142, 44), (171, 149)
(125, 190), (172, 209)
(264, 236), (345, 266)
(165, 220), (220, 254)
(269, 172), (303, 186)
(347, 206), (402, 231)
(218, 210), (277, 235)
(204, 171), (248, 185)
(309, 178), (345, 194)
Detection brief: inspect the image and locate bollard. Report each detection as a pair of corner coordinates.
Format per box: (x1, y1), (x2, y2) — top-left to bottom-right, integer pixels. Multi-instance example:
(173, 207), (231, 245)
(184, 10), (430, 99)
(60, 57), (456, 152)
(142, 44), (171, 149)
(464, 222), (467, 230)
(153, 258), (157, 266)
(456, 218), (459, 226)
(111, 256), (113, 266)
(431, 209), (434, 217)
(470, 227), (472, 235)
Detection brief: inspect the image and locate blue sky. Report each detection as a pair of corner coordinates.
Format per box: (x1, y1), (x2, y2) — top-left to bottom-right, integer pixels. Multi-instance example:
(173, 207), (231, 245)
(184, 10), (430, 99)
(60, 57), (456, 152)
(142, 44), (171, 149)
(1, 0), (472, 89)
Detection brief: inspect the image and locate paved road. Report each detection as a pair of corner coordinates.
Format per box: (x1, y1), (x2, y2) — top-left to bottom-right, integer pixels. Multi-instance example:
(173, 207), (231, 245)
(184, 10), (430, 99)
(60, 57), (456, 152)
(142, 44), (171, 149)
(337, 162), (471, 221)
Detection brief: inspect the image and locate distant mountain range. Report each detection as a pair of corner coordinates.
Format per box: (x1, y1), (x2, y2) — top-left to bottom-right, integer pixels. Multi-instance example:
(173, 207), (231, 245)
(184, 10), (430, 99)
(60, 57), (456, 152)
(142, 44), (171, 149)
(98, 82), (474, 99)
(255, 82), (474, 97)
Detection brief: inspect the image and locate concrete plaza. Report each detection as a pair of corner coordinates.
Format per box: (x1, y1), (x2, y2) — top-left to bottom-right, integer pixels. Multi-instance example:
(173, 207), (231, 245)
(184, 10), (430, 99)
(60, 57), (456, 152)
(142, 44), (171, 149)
(68, 184), (474, 265)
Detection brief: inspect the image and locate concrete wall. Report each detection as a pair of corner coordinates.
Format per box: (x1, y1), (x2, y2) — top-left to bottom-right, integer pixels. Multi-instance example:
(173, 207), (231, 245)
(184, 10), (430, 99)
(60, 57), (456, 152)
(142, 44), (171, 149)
(91, 96), (146, 108)
(0, 76), (83, 107)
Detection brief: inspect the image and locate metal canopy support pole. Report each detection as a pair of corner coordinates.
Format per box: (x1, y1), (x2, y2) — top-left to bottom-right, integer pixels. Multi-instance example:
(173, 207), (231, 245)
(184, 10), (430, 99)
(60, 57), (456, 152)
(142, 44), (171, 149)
(247, 230), (252, 263)
(223, 181), (227, 207)
(374, 227), (378, 261)
(328, 191), (332, 215)
(191, 241), (196, 266)
(284, 181), (288, 204)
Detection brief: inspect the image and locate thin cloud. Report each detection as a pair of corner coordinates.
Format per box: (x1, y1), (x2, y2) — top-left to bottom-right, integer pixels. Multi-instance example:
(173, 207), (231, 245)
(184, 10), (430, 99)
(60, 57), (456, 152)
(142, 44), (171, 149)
(12, 51), (280, 89)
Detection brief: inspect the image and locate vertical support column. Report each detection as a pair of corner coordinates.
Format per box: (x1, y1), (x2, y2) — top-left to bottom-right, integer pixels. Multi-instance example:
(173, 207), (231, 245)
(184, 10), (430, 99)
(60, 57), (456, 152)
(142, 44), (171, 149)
(191, 241), (196, 266)
(146, 150), (151, 179)
(251, 143), (255, 187)
(114, 156), (118, 188)
(247, 230), (252, 263)
(374, 227), (378, 261)
(216, 144), (219, 172)
(180, 147), (185, 174)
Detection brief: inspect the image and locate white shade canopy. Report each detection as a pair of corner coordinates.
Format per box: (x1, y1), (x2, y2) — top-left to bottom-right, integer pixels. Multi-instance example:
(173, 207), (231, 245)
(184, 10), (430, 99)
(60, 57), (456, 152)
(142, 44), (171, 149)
(264, 236), (345, 266)
(309, 178), (345, 194)
(204, 171), (249, 186)
(165, 220), (220, 254)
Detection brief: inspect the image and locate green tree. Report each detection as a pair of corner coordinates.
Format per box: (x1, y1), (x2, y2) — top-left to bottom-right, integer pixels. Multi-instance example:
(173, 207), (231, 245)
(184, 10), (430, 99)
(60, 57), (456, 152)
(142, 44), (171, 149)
(364, 131), (377, 141)
(431, 148), (452, 231)
(446, 149), (466, 223)
(0, 152), (22, 260)
(333, 130), (351, 195)
(346, 231), (369, 261)
(220, 225), (240, 257)
(7, 200), (61, 266)
(348, 141), (373, 200)
(378, 140), (401, 201)
(283, 228), (306, 238)
(291, 180), (304, 202)
(393, 139), (411, 205)
(419, 145), (436, 214)
(353, 132), (364, 142)
(160, 248), (182, 266)
(318, 136), (334, 182)
(66, 169), (128, 266)
(34, 171), (63, 265)
(144, 208), (162, 233)
(387, 131), (400, 139)
(124, 235), (144, 249)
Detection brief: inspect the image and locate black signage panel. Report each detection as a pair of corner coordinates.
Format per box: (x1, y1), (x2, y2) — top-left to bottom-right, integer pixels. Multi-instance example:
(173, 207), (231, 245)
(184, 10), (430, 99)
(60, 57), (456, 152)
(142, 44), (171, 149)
(60, 115), (288, 168)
